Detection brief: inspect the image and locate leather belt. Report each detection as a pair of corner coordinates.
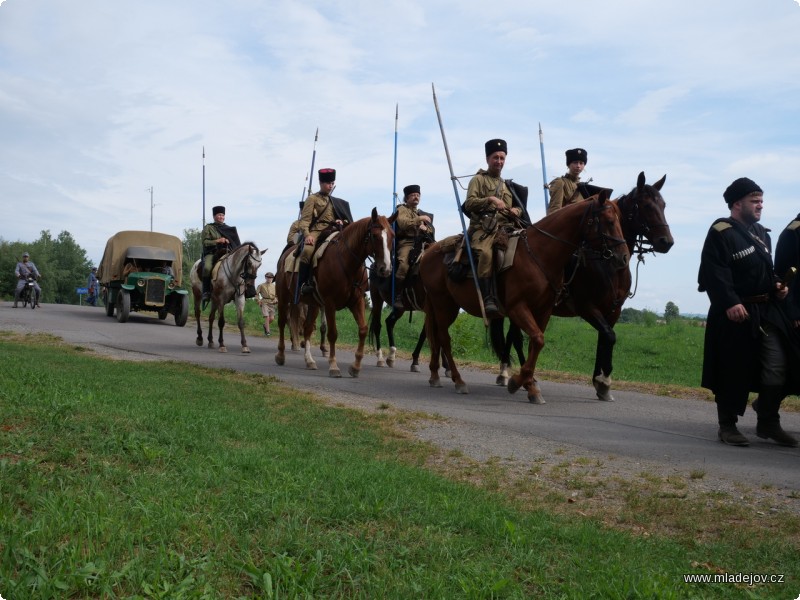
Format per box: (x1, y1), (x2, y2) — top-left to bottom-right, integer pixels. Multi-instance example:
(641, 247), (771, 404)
(740, 294), (769, 304)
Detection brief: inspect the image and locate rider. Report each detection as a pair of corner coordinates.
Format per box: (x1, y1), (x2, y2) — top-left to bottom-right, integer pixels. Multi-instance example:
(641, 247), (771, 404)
(463, 139), (523, 316)
(201, 205), (241, 304)
(392, 184), (435, 309)
(296, 168), (352, 296)
(14, 251), (42, 308)
(547, 148), (588, 214)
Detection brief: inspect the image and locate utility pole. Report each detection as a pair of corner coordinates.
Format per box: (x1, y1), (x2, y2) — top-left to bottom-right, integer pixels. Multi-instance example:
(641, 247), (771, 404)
(146, 186), (154, 231)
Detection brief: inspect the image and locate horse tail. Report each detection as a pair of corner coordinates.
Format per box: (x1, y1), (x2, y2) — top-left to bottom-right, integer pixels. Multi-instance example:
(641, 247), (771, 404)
(488, 319), (507, 362)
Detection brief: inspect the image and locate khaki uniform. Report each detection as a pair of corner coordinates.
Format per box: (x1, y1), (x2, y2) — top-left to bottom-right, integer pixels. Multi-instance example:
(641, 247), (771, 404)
(394, 204), (435, 280)
(286, 219), (302, 245)
(257, 281), (277, 317)
(546, 173), (582, 214)
(201, 223), (221, 273)
(463, 169), (515, 278)
(298, 191), (337, 263)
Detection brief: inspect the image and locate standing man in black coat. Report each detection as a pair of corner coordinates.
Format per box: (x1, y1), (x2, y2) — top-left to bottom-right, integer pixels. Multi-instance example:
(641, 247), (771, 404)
(775, 212), (800, 328)
(698, 177), (799, 447)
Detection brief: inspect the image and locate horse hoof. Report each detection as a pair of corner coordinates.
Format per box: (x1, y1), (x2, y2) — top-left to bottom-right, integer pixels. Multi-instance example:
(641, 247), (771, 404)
(410, 364), (420, 373)
(195, 338), (203, 347)
(377, 359), (386, 368)
(455, 382), (469, 394)
(219, 347), (227, 353)
(496, 375), (509, 386)
(306, 363), (318, 370)
(528, 394), (546, 405)
(348, 365), (360, 378)
(329, 369), (342, 378)
(291, 345), (299, 351)
(321, 351), (329, 358)
(386, 359), (394, 368)
(275, 354), (285, 366)
(444, 369), (452, 378)
(242, 347), (250, 354)
(429, 378), (442, 388)
(507, 378), (521, 394)
(596, 390), (615, 402)
(207, 342), (215, 349)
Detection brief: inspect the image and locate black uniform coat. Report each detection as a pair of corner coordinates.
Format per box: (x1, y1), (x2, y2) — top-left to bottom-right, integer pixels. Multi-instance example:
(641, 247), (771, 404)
(775, 213), (800, 322)
(698, 217), (800, 414)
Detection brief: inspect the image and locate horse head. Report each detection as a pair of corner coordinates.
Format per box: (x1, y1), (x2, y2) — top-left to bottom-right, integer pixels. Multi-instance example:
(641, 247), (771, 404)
(366, 207), (393, 278)
(238, 242), (266, 286)
(581, 191), (630, 270)
(617, 172), (674, 254)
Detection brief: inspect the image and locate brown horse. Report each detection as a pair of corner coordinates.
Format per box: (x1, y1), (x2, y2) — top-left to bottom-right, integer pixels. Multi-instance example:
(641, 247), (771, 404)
(189, 242), (266, 353)
(494, 172), (674, 401)
(275, 208), (394, 377)
(421, 192), (629, 403)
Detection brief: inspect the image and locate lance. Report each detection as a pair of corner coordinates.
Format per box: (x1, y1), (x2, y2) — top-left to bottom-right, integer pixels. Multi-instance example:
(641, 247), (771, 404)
(294, 128), (319, 304)
(391, 103), (399, 303)
(431, 83), (488, 326)
(539, 122), (550, 213)
(201, 147), (206, 258)
(299, 127), (319, 219)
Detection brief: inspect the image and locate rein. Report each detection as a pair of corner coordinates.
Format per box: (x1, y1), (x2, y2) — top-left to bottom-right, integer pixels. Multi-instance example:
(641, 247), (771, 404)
(616, 188), (665, 299)
(220, 244), (260, 298)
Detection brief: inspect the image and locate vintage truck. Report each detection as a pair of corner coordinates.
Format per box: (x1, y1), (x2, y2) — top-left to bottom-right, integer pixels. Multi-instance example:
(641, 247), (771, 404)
(97, 231), (189, 326)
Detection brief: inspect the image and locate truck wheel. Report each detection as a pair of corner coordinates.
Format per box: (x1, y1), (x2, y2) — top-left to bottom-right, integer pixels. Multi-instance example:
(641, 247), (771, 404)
(116, 290), (130, 323)
(175, 295), (189, 327)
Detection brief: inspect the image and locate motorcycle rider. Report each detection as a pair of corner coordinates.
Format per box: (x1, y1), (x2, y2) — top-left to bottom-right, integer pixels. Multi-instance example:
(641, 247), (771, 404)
(14, 252), (42, 308)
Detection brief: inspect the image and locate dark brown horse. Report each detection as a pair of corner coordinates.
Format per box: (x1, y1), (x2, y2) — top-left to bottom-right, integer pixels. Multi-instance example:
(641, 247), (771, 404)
(421, 193), (629, 403)
(275, 208), (394, 377)
(368, 262), (429, 371)
(190, 242), (266, 353)
(494, 172), (673, 401)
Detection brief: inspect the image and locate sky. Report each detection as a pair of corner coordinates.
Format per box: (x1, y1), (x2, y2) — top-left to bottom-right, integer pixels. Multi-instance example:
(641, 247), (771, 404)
(2, 0), (800, 315)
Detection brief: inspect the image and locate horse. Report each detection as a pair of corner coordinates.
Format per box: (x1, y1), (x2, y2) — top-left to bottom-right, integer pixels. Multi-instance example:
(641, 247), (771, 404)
(190, 242), (266, 353)
(420, 192), (629, 404)
(493, 172), (674, 402)
(275, 208), (394, 377)
(368, 265), (429, 371)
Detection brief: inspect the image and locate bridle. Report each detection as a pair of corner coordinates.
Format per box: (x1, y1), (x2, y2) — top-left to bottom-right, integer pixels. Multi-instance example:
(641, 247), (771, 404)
(221, 243), (261, 297)
(616, 186), (668, 298)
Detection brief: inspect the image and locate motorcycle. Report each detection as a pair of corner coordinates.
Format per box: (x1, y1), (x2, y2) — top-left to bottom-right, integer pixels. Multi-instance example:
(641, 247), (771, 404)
(18, 275), (38, 309)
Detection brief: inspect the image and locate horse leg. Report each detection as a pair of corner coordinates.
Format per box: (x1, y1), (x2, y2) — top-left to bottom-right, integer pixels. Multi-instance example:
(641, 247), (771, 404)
(424, 309), (443, 388)
(370, 302), (386, 367)
(302, 305), (319, 370)
(194, 290), (203, 347)
(319, 313), (328, 357)
(386, 308), (401, 368)
(410, 323), (426, 373)
(322, 305), (341, 378)
(275, 301), (287, 366)
(591, 320), (616, 402)
(432, 305), (466, 393)
(217, 306), (227, 353)
(347, 299), (368, 378)
(236, 296), (249, 353)
(206, 305), (216, 349)
(505, 308), (546, 404)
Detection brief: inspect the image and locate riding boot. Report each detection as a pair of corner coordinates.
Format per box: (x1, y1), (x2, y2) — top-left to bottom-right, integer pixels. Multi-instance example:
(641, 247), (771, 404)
(393, 278), (405, 310)
(201, 276), (211, 309)
(755, 385), (799, 447)
(717, 403), (749, 446)
(298, 262), (314, 295)
(478, 277), (500, 315)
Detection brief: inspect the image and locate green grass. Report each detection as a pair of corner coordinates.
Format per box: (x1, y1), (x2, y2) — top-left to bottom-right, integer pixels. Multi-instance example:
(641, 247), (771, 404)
(1, 335), (798, 598)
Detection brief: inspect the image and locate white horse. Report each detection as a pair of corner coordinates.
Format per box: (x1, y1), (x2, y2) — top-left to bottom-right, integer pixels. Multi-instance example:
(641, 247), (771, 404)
(190, 242), (266, 353)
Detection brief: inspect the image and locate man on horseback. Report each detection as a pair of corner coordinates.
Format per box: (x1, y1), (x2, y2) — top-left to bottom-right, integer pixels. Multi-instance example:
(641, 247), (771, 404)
(392, 184), (435, 309)
(201, 205), (241, 305)
(296, 168), (353, 296)
(547, 148), (588, 214)
(463, 139), (524, 316)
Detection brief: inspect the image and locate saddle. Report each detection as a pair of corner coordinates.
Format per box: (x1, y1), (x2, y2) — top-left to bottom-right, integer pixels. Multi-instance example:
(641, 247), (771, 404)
(283, 231), (341, 274)
(441, 229), (522, 282)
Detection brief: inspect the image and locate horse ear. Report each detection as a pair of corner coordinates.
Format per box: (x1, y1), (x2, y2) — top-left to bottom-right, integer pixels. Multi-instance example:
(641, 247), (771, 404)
(637, 171), (646, 190)
(371, 207), (378, 220)
(598, 189), (610, 203)
(261, 249), (267, 256)
(653, 174), (666, 191)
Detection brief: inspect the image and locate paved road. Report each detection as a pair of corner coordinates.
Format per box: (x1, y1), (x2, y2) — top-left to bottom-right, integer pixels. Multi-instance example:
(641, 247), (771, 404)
(3, 303), (799, 494)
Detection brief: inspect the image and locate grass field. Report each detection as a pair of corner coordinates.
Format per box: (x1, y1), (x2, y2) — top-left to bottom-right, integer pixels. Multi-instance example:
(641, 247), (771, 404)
(1, 332), (799, 599)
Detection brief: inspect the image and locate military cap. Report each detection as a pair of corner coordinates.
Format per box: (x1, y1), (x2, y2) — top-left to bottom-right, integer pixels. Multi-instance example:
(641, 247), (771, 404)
(723, 177), (763, 206)
(318, 168), (336, 183)
(565, 148), (587, 165)
(212, 205), (225, 215)
(485, 139), (507, 156)
(403, 184), (420, 197)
